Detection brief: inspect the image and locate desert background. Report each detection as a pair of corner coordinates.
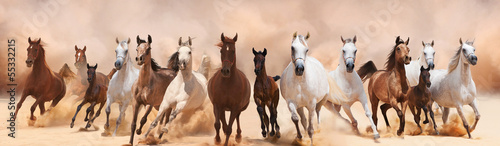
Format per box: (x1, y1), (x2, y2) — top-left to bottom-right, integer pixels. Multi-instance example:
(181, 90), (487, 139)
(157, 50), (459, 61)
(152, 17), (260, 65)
(1, 0), (500, 145)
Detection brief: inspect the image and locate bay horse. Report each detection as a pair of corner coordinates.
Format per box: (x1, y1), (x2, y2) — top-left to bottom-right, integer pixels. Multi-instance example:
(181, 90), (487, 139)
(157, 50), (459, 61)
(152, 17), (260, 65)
(405, 41), (436, 86)
(15, 38), (72, 123)
(252, 48), (281, 138)
(208, 33), (251, 146)
(70, 64), (108, 129)
(143, 36), (211, 138)
(104, 38), (140, 137)
(129, 35), (179, 145)
(280, 32), (331, 144)
(325, 36), (379, 140)
(408, 66), (438, 135)
(358, 36), (412, 136)
(429, 38), (479, 138)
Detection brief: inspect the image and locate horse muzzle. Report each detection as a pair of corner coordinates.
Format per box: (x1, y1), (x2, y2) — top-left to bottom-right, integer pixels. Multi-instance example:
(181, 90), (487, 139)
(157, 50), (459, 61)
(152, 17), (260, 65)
(426, 82), (431, 88)
(404, 56), (412, 65)
(26, 60), (33, 67)
(221, 68), (231, 77)
(254, 69), (261, 75)
(345, 59), (355, 73)
(295, 64), (304, 76)
(427, 61), (435, 70)
(469, 55), (478, 65)
(114, 61), (123, 70)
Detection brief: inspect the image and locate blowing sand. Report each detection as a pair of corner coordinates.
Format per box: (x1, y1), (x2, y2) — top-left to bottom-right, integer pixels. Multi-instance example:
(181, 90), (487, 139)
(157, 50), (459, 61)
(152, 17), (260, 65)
(1, 93), (499, 146)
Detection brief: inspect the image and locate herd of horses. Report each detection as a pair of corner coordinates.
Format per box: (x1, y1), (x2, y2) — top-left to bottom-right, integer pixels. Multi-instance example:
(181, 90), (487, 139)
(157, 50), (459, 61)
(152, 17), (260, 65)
(15, 32), (480, 145)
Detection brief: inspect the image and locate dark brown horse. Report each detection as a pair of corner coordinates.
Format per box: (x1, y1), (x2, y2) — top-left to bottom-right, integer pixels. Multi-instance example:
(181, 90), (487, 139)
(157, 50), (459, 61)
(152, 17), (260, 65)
(358, 36), (412, 136)
(15, 38), (73, 123)
(408, 66), (438, 135)
(70, 63), (108, 129)
(129, 35), (179, 145)
(208, 33), (251, 146)
(252, 48), (281, 138)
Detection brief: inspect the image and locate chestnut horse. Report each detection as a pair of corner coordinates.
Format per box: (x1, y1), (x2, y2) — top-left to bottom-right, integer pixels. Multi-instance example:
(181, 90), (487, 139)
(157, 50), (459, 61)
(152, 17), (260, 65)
(408, 66), (438, 135)
(15, 38), (73, 123)
(70, 63), (108, 129)
(129, 35), (179, 145)
(252, 48), (281, 138)
(358, 36), (412, 136)
(208, 33), (251, 146)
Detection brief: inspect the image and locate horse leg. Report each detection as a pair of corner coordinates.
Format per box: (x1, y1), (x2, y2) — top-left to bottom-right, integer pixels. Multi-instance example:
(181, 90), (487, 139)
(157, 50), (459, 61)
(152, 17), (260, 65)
(29, 99), (41, 121)
(70, 100), (88, 128)
(297, 107), (307, 132)
(369, 93), (380, 129)
(136, 105), (153, 135)
(14, 92), (29, 120)
(261, 102), (270, 137)
(324, 101), (349, 122)
(307, 105), (316, 144)
(235, 112), (242, 143)
(343, 104), (360, 135)
(255, 98), (267, 137)
(113, 103), (127, 137)
(422, 106), (430, 124)
(85, 102), (96, 122)
(380, 103), (392, 128)
(104, 96), (113, 130)
(158, 108), (171, 139)
(85, 102), (97, 128)
(129, 103), (141, 145)
(469, 99), (480, 131)
(360, 95), (380, 139)
(144, 104), (168, 138)
(389, 98), (403, 136)
(213, 106), (222, 145)
(224, 111), (238, 146)
(398, 101), (408, 136)
(87, 102), (105, 129)
(162, 101), (187, 134)
(442, 107), (450, 123)
(49, 90), (65, 110)
(427, 104), (439, 135)
(287, 102), (302, 139)
(456, 105), (472, 138)
(267, 102), (277, 137)
(415, 106), (422, 135)
(272, 89), (281, 138)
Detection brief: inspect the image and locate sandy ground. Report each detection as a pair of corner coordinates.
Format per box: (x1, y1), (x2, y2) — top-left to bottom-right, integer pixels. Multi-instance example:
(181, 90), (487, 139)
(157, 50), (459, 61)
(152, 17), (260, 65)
(1, 93), (499, 146)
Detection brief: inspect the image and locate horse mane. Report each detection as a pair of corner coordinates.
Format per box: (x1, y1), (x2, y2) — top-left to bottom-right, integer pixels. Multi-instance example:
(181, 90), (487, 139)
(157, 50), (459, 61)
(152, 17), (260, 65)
(384, 44), (398, 71)
(216, 36), (235, 48)
(167, 51), (180, 72)
(150, 58), (163, 71)
(447, 46), (462, 73)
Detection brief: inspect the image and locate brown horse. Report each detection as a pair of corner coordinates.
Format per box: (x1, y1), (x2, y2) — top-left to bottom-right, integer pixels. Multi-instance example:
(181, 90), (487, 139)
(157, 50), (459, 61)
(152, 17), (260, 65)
(252, 48), (281, 138)
(408, 66), (438, 135)
(15, 38), (72, 123)
(70, 63), (108, 129)
(358, 36), (412, 136)
(208, 33), (251, 146)
(129, 35), (179, 145)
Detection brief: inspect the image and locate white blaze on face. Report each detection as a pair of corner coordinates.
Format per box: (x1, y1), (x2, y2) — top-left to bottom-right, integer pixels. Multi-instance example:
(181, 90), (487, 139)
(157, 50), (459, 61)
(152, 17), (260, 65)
(77, 52), (81, 61)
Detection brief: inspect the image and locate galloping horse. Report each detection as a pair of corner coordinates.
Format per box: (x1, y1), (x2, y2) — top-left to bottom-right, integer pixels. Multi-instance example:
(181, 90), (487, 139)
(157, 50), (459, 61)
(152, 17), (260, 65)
(70, 64), (108, 129)
(143, 36), (211, 138)
(15, 38), (72, 123)
(129, 35), (179, 145)
(104, 38), (139, 137)
(358, 36), (412, 136)
(405, 41), (436, 86)
(252, 48), (281, 138)
(325, 36), (379, 140)
(429, 38), (480, 138)
(280, 32), (330, 144)
(408, 66), (438, 135)
(208, 33), (251, 146)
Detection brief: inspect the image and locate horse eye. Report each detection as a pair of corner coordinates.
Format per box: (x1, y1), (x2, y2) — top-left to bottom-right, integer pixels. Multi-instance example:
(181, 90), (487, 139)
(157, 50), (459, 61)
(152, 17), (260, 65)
(291, 46), (295, 51)
(424, 53), (427, 55)
(397, 47), (400, 51)
(342, 50), (345, 53)
(433, 52), (435, 55)
(189, 52), (191, 54)
(354, 50), (357, 54)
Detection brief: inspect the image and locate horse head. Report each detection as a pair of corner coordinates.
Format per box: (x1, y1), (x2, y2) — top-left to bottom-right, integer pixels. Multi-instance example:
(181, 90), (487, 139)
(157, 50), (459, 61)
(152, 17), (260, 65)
(421, 40), (435, 69)
(177, 36), (193, 70)
(114, 37), (131, 70)
(252, 47), (267, 75)
(219, 33), (238, 78)
(419, 66), (431, 87)
(395, 36), (412, 65)
(459, 38), (477, 65)
(291, 32), (310, 76)
(87, 63), (98, 82)
(74, 45), (87, 70)
(26, 37), (42, 67)
(136, 35), (152, 66)
(341, 36), (357, 73)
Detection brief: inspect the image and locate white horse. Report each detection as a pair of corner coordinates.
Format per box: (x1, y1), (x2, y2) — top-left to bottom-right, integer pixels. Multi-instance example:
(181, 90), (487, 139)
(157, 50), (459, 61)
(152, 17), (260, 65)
(104, 38), (140, 136)
(429, 38), (480, 138)
(143, 37), (210, 138)
(325, 36), (379, 140)
(405, 40), (436, 86)
(281, 32), (340, 144)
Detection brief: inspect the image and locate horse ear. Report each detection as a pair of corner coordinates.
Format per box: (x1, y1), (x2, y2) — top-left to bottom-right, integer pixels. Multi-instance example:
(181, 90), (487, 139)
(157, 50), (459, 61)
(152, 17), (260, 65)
(178, 37), (182, 46)
(188, 36), (192, 46)
(75, 45), (78, 51)
(28, 37), (32, 43)
(221, 33), (225, 42)
(263, 48), (267, 56)
(252, 47), (257, 55)
(353, 35), (357, 44)
(405, 37), (410, 45)
(127, 38), (131, 44)
(431, 40), (434, 47)
(83, 46), (87, 52)
(37, 38), (41, 44)
(95, 63), (98, 69)
(116, 37), (120, 44)
(305, 32), (310, 40)
(136, 35), (141, 44)
(471, 38), (475, 45)
(395, 36), (401, 44)
(147, 35), (152, 44)
(293, 32), (297, 39)
(420, 66), (424, 71)
(233, 33), (238, 42)
(422, 41), (425, 47)
(87, 63), (90, 69)
(459, 38), (463, 45)
(341, 36), (345, 44)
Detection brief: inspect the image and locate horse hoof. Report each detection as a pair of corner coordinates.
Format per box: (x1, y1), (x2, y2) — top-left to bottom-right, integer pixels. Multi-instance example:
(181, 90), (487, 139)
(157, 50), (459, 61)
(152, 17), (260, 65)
(261, 131), (267, 137)
(270, 131), (275, 137)
(276, 132), (281, 138)
(397, 130), (403, 136)
(423, 120), (429, 124)
(136, 129), (142, 135)
(436, 131), (440, 135)
(236, 134), (242, 143)
(374, 133), (380, 139)
(161, 127), (169, 133)
(214, 137), (221, 145)
(86, 123), (92, 129)
(70, 123), (74, 128)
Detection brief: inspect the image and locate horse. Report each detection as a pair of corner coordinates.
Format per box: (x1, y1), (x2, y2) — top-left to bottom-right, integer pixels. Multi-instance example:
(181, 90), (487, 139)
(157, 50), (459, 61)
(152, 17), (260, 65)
(429, 38), (479, 138)
(208, 33), (251, 146)
(324, 36), (379, 140)
(14, 38), (73, 123)
(280, 32), (332, 144)
(129, 35), (179, 145)
(104, 38), (140, 137)
(70, 63), (108, 129)
(143, 36), (211, 139)
(252, 48), (281, 138)
(405, 41), (436, 86)
(358, 36), (412, 136)
(66, 45), (111, 101)
(408, 66), (438, 135)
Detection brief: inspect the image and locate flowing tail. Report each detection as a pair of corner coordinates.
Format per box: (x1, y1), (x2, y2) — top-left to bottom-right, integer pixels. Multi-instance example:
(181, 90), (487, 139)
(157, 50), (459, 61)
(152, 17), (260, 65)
(59, 63), (76, 83)
(357, 61), (378, 82)
(272, 75), (280, 81)
(107, 68), (117, 80)
(197, 55), (211, 79)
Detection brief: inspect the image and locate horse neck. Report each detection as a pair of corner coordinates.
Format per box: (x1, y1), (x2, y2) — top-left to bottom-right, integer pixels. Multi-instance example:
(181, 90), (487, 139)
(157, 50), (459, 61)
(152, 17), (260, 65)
(417, 76), (427, 91)
(32, 49), (50, 75)
(256, 64), (268, 81)
(138, 54), (152, 85)
(180, 61), (193, 80)
(456, 56), (472, 85)
(394, 61), (408, 86)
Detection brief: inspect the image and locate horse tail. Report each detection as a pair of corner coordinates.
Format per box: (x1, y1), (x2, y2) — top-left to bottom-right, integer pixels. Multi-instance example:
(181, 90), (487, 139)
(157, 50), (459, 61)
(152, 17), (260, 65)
(58, 63), (76, 82)
(167, 51), (180, 73)
(272, 75), (280, 81)
(197, 54), (211, 79)
(357, 61), (378, 82)
(107, 68), (117, 80)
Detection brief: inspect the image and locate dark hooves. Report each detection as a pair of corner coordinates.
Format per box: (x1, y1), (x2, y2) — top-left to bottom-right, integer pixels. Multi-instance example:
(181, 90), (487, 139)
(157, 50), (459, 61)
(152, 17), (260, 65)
(423, 120), (429, 124)
(86, 123), (92, 129)
(276, 132), (281, 138)
(236, 134), (242, 143)
(262, 131), (267, 137)
(136, 129), (142, 135)
(270, 131), (275, 137)
(214, 137), (221, 145)
(70, 123), (74, 128)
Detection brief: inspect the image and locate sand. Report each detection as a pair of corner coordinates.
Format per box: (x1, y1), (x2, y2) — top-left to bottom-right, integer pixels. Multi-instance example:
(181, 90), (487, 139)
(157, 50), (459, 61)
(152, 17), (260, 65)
(1, 93), (499, 146)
